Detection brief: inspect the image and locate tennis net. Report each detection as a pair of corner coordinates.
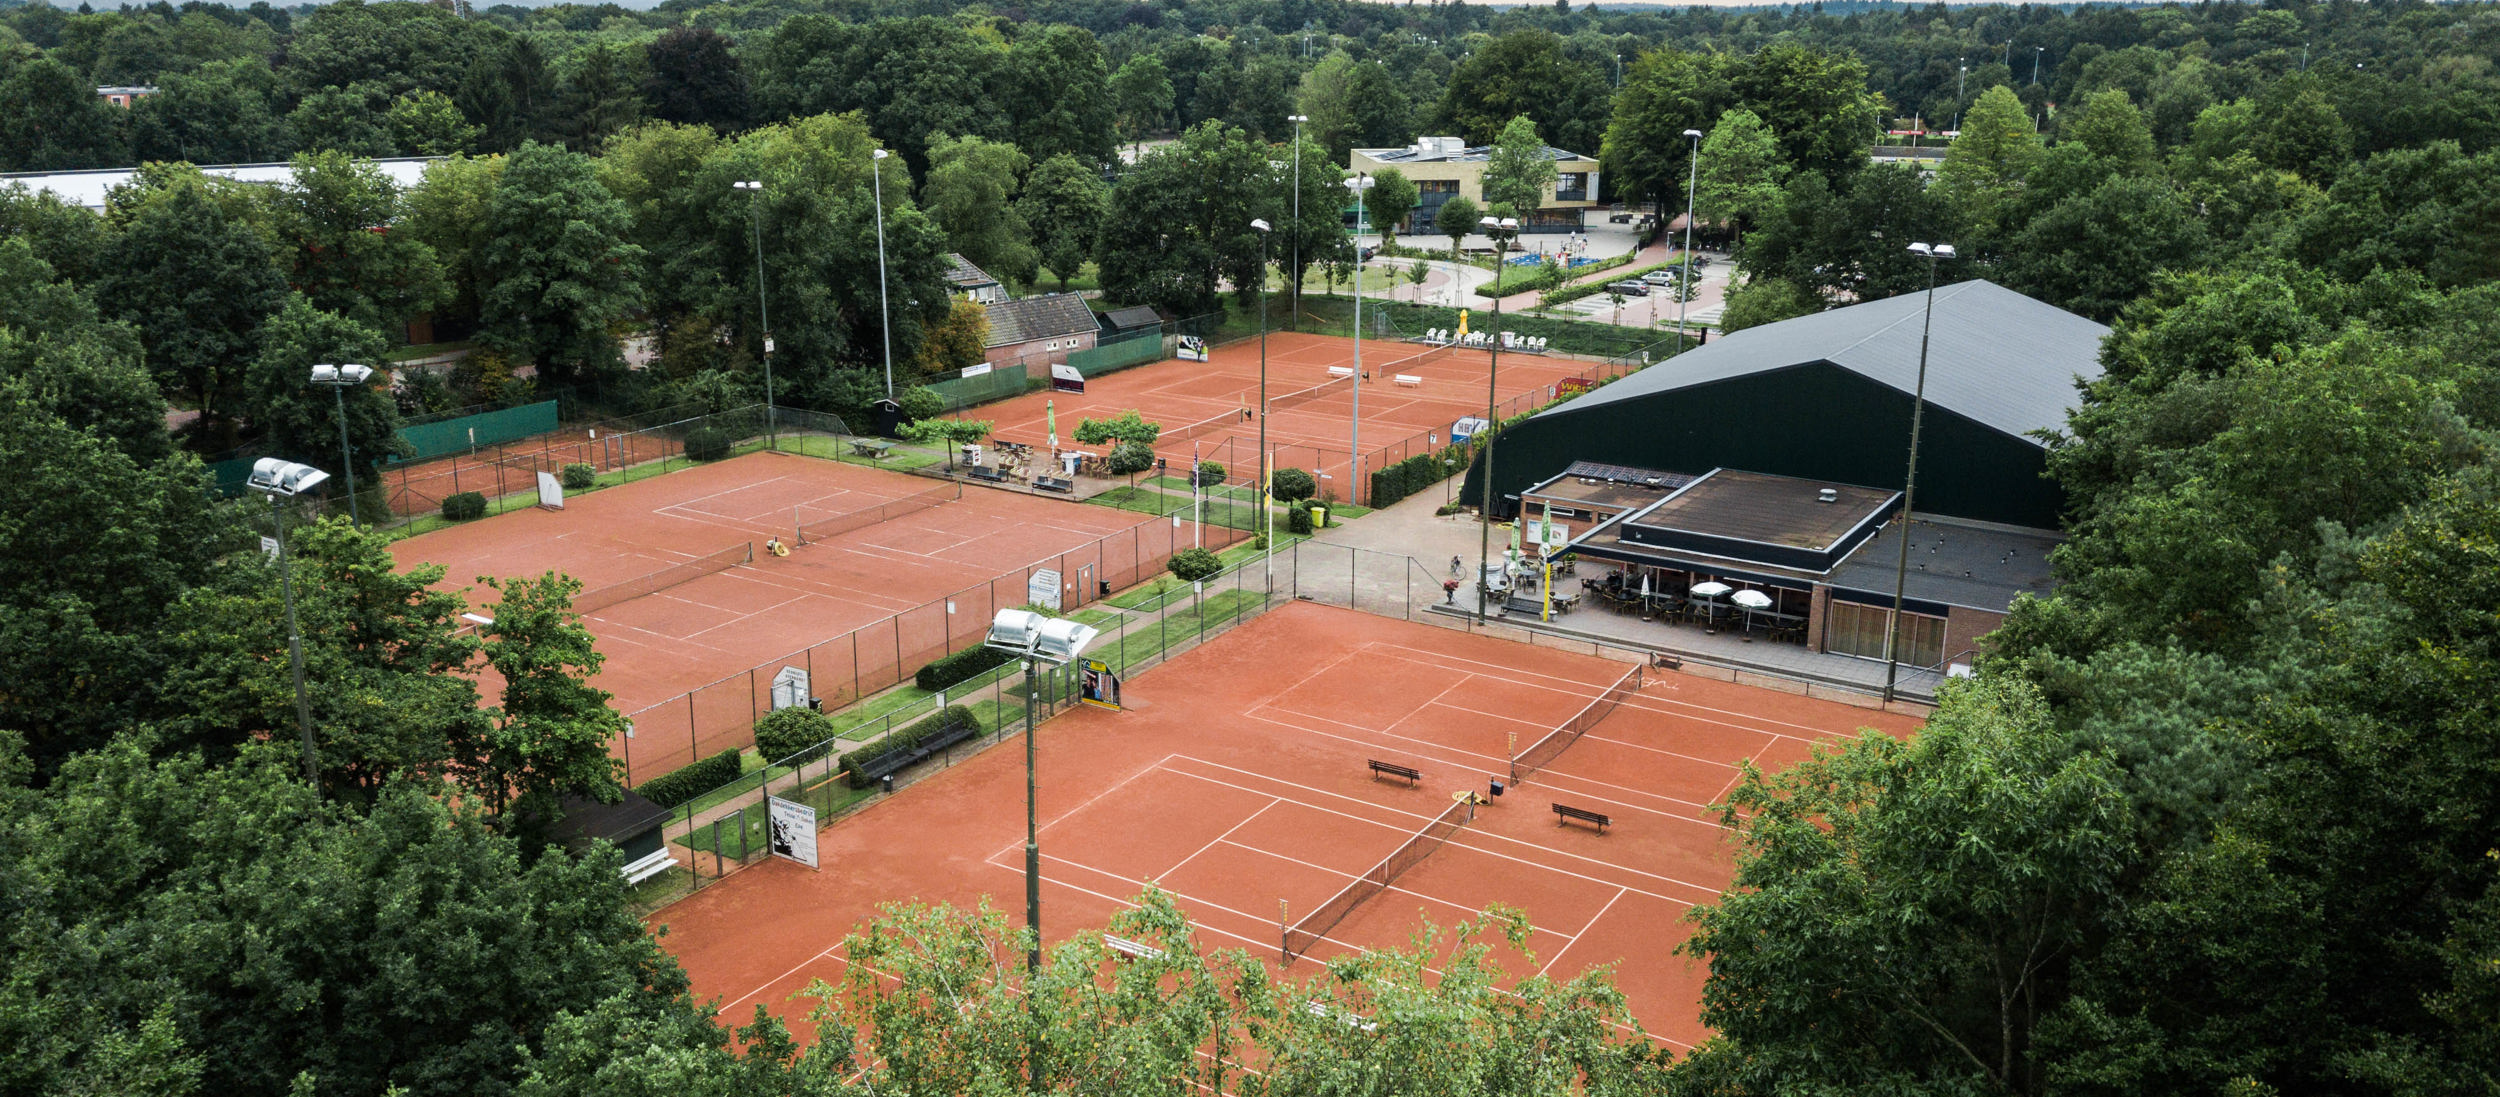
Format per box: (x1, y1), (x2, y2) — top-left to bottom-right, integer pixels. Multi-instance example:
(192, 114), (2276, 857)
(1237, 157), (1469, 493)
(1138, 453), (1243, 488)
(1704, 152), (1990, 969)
(1269, 374), (1353, 414)
(1281, 797), (1475, 965)
(575, 542), (755, 615)
(1157, 408), (1245, 449)
(1377, 340), (1455, 378)
(1509, 664), (1644, 786)
(796, 481), (964, 545)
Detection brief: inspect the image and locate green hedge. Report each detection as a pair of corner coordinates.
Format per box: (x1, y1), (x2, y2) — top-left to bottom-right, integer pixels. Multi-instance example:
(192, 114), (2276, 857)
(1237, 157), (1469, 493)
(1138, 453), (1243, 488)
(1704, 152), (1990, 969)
(635, 748), (742, 808)
(559, 462), (596, 490)
(754, 706), (836, 765)
(1272, 467), (1316, 502)
(839, 705), (982, 788)
(1368, 446), (1470, 511)
(442, 491), (486, 521)
(916, 644), (1015, 693)
(685, 426), (734, 462)
(1287, 502), (1315, 535)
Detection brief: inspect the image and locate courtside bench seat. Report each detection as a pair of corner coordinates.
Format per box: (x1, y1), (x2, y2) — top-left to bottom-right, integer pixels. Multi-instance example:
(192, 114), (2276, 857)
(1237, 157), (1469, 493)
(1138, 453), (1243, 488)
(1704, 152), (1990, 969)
(1033, 476), (1075, 493)
(968, 465), (1009, 483)
(851, 720), (979, 787)
(1552, 803), (1610, 833)
(621, 848), (678, 885)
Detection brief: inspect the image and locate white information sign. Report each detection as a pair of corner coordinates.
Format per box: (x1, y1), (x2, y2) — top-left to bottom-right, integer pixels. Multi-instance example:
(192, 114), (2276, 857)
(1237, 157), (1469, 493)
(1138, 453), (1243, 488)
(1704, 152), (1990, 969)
(770, 666), (811, 711)
(1028, 568), (1062, 610)
(536, 471), (565, 510)
(766, 796), (818, 869)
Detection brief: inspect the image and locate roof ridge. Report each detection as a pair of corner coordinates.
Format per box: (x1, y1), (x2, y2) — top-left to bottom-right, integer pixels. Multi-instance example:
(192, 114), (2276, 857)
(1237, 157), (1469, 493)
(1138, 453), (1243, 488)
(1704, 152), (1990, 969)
(1822, 280), (1979, 365)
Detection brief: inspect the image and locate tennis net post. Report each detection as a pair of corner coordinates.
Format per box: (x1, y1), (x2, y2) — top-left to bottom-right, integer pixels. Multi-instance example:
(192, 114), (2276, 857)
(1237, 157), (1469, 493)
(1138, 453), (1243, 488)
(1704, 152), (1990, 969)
(1280, 796), (1475, 965)
(1508, 663), (1643, 787)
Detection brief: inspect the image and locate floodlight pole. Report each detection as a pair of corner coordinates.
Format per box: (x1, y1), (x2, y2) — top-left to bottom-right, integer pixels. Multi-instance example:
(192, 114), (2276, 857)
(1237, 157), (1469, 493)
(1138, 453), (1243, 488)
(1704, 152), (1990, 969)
(873, 150), (894, 399)
(1348, 172), (1371, 504)
(271, 493), (320, 792)
(1289, 115), (1308, 331)
(2033, 46), (2045, 84)
(326, 382), (359, 528)
(1883, 243), (1953, 704)
(735, 181), (776, 447)
(1023, 655), (1042, 972)
(1252, 219), (1275, 593)
(1678, 128), (1702, 343)
(1476, 217), (1517, 622)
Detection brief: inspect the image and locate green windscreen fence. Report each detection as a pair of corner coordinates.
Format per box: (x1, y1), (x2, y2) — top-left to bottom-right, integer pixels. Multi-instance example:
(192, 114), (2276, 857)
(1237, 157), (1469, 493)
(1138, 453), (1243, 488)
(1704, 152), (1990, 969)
(391, 400), (561, 463)
(1068, 331), (1166, 378)
(926, 364), (1028, 411)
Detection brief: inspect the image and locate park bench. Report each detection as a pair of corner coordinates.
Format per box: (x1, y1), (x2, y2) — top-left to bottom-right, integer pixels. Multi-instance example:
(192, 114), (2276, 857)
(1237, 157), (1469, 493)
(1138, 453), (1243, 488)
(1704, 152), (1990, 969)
(1328, 365), (1356, 379)
(621, 848), (678, 886)
(1393, 374), (1422, 387)
(850, 719), (980, 788)
(849, 439), (893, 459)
(967, 465), (1010, 483)
(1552, 803), (1611, 833)
(1103, 934), (1165, 961)
(1033, 476), (1075, 494)
(1367, 759), (1421, 786)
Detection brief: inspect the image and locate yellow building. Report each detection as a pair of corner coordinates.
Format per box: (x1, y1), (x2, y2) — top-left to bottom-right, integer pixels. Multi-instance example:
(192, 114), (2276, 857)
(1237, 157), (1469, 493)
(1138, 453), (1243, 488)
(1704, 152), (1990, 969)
(1349, 136), (1602, 236)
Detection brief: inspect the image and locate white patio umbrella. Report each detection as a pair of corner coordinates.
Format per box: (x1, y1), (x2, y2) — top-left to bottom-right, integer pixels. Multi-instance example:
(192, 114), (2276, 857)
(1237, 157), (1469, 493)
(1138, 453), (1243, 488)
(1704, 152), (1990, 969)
(1731, 589), (1773, 609)
(1690, 581), (1733, 598)
(1639, 571), (1652, 599)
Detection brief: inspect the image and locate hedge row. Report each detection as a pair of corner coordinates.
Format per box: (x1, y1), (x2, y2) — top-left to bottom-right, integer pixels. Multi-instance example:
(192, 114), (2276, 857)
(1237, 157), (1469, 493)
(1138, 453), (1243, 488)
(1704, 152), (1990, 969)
(753, 706), (836, 765)
(685, 426), (735, 462)
(839, 705), (982, 788)
(1369, 447), (1469, 511)
(915, 644), (1015, 693)
(442, 491), (486, 521)
(635, 748), (742, 808)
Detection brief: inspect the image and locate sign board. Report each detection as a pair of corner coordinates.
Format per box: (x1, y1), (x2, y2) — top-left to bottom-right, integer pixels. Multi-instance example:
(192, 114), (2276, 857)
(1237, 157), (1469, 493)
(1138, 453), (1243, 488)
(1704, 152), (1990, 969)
(763, 336), (775, 354)
(1081, 660), (1123, 711)
(1050, 362), (1086, 394)
(536, 471), (564, 510)
(1176, 335), (1210, 362)
(766, 796), (818, 869)
(1028, 568), (1063, 611)
(1558, 376), (1595, 397)
(260, 535), (280, 561)
(962, 362), (994, 377)
(1523, 518), (1569, 556)
(770, 666), (811, 712)
(1450, 416), (1490, 446)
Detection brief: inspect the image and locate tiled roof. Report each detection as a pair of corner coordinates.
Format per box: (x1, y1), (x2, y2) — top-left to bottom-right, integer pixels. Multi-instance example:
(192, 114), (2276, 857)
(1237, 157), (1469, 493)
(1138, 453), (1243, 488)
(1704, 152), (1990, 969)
(943, 252), (999, 289)
(982, 293), (1096, 348)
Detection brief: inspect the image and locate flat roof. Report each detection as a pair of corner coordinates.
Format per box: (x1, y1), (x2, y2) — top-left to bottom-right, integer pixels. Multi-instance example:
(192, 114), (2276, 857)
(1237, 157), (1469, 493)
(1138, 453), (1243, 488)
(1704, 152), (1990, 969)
(1522, 461), (1692, 514)
(1627, 469), (1895, 553)
(1824, 515), (2063, 612)
(1, 156), (442, 211)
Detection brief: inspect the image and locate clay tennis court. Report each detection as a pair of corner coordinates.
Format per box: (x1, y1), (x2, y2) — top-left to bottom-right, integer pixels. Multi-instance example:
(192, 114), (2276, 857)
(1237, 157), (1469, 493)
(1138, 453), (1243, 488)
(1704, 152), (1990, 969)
(392, 451), (1225, 777)
(652, 600), (1921, 1048)
(967, 333), (1600, 503)
(379, 424), (682, 517)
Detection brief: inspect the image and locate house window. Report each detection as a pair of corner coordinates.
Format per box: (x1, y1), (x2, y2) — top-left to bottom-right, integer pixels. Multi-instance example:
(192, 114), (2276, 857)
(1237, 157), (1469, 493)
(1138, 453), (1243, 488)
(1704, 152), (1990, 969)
(1825, 601), (1945, 666)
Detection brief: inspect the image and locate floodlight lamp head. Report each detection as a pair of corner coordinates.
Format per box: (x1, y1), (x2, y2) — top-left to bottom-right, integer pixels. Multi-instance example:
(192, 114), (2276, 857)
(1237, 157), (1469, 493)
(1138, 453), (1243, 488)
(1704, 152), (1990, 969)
(1684, 128), (1704, 139)
(733, 180), (761, 191)
(1289, 114), (1309, 123)
(247, 457), (330, 498)
(311, 363), (374, 384)
(1346, 173), (1372, 189)
(872, 149), (889, 162)
(1032, 617), (1100, 665)
(1250, 218), (1271, 232)
(985, 609), (1044, 654)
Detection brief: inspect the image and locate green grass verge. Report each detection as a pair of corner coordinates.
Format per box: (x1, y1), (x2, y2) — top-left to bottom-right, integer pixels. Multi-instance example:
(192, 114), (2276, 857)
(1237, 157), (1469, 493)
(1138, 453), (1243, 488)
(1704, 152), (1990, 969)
(1086, 588), (1269, 675)
(1086, 484), (1270, 531)
(681, 775), (875, 855)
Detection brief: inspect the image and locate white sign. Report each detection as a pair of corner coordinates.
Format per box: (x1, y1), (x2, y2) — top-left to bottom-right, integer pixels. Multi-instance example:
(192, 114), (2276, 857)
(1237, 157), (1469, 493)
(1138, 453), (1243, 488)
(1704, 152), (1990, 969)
(1523, 518), (1568, 555)
(1028, 568), (1062, 610)
(763, 336), (775, 354)
(260, 535), (280, 561)
(962, 362), (994, 377)
(770, 666), (811, 711)
(766, 796), (818, 869)
(536, 471), (565, 510)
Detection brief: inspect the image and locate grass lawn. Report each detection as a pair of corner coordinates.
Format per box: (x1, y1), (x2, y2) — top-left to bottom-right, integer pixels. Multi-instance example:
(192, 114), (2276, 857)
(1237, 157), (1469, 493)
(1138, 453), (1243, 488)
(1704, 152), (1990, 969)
(681, 774), (875, 855)
(1086, 588), (1269, 674)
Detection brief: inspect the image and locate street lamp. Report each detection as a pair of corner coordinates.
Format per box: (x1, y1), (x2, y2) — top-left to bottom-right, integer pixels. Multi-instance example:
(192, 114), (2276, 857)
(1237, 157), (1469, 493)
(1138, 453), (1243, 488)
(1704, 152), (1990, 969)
(1289, 115), (1309, 330)
(872, 149), (894, 398)
(732, 180), (776, 448)
(1677, 128), (1703, 342)
(984, 608), (1101, 972)
(1955, 59), (1969, 132)
(1882, 242), (1956, 704)
(1475, 215), (1518, 622)
(2032, 46), (2045, 85)
(246, 457), (331, 792)
(1613, 53), (1622, 88)
(1251, 218), (1275, 590)
(1346, 171), (1374, 503)
(309, 363), (371, 527)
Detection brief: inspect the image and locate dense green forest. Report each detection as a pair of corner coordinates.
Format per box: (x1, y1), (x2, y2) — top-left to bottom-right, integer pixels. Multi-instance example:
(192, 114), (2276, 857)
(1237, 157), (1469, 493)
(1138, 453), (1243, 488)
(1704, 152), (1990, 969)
(2, 0), (2498, 1093)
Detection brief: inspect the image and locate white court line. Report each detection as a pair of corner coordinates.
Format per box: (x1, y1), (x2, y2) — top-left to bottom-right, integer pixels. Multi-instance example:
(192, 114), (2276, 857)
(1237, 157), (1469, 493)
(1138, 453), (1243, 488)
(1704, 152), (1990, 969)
(1367, 639), (1866, 742)
(1210, 838), (1581, 941)
(1165, 800), (1280, 879)
(985, 752), (1187, 863)
(1539, 887), (1628, 978)
(1242, 706), (1513, 779)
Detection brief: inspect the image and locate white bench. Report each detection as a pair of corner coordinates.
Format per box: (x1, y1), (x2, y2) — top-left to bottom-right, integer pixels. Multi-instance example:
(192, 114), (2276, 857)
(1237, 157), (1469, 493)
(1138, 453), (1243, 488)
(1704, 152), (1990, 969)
(1103, 933), (1165, 961)
(1327, 365), (1356, 379)
(622, 848), (678, 886)
(1393, 374), (1422, 387)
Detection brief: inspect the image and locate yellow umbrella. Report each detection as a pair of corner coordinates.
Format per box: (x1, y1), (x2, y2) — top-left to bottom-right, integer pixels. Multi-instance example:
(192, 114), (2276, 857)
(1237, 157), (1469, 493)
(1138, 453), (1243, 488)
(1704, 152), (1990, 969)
(1457, 309), (1471, 337)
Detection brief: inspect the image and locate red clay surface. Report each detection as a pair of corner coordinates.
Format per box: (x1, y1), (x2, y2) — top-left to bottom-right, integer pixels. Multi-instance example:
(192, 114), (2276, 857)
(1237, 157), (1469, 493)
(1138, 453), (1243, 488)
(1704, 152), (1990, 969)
(378, 425), (680, 517)
(651, 600), (1923, 1051)
(391, 451), (1225, 778)
(966, 332), (1596, 503)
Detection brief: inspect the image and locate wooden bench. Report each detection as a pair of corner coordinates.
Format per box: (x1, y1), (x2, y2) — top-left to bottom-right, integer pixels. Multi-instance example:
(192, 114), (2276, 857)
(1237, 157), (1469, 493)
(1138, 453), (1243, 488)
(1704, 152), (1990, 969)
(621, 848), (678, 886)
(1367, 759), (1421, 786)
(967, 465), (1009, 483)
(1392, 374), (1422, 387)
(1103, 933), (1165, 961)
(850, 719), (980, 787)
(1033, 476), (1075, 493)
(1552, 803), (1611, 833)
(849, 440), (893, 459)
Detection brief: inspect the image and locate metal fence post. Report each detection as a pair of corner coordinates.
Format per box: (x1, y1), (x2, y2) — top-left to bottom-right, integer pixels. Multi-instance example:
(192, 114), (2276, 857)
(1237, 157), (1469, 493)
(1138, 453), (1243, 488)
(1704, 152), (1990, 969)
(688, 692), (698, 763)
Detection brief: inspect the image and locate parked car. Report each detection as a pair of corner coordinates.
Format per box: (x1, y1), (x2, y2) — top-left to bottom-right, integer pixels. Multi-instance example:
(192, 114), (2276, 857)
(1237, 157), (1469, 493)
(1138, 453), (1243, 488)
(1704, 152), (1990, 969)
(1608, 281), (1651, 296)
(1641, 270), (1681, 285)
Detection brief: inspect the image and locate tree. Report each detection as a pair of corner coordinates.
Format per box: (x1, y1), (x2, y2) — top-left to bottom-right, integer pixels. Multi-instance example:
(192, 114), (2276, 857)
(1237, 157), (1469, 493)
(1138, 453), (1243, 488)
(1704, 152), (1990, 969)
(1601, 49), (1734, 209)
(1435, 29), (1608, 154)
(94, 180), (289, 435)
(910, 299), (989, 379)
(1271, 466), (1317, 502)
(129, 57), (285, 165)
(556, 43), (646, 153)
(641, 26), (748, 131)
(1719, 276), (1819, 331)
(898, 416), (992, 470)
(1095, 121), (1275, 318)
(1693, 108), (1790, 243)
(388, 90), (481, 156)
(1680, 676), (2133, 1095)
(1729, 42), (1882, 180)
(2062, 88), (2158, 172)
(1934, 85), (2041, 243)
(747, 15), (1006, 177)
(242, 295), (406, 515)
(2001, 175), (2210, 321)
(1019, 153), (1108, 291)
(1166, 546), (1221, 582)
(1480, 116), (1561, 217)
(1280, 134), (1349, 322)
(1435, 194), (1481, 260)
(0, 238), (167, 464)
(922, 133), (1036, 287)
(1001, 25), (1115, 167)
(461, 35), (561, 152)
(458, 572), (626, 827)
(1366, 169), (1419, 247)
(1110, 53), (1173, 157)
(2250, 76), (2353, 182)
(285, 82), (396, 157)
(476, 142), (643, 389)
(270, 151), (448, 333)
(1107, 438), (1156, 488)
(399, 153), (505, 338)
(0, 55), (127, 170)
(1341, 61), (1416, 155)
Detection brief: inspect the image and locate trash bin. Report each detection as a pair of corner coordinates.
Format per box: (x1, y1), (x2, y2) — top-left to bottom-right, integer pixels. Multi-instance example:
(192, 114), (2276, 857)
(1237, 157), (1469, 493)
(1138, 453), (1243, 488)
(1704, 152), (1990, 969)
(1309, 505), (1328, 529)
(880, 774), (894, 794)
(1488, 777), (1505, 798)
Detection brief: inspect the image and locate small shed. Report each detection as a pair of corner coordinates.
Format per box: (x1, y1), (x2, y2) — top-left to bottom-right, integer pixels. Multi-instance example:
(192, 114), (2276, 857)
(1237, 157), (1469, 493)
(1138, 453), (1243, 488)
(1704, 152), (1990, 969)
(1100, 306), (1164, 337)
(554, 789), (672, 862)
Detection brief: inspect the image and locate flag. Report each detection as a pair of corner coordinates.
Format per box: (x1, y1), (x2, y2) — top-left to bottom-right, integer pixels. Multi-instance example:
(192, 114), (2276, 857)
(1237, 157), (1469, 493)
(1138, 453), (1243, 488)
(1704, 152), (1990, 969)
(1046, 400), (1057, 451)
